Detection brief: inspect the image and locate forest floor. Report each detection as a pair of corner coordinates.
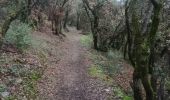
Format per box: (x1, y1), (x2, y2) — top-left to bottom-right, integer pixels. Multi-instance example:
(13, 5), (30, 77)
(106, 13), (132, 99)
(37, 27), (113, 100)
(37, 27), (134, 100)
(0, 26), (133, 100)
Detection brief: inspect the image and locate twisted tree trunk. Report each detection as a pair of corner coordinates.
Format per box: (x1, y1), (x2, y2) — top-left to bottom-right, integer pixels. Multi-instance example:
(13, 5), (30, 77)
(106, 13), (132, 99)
(125, 0), (162, 100)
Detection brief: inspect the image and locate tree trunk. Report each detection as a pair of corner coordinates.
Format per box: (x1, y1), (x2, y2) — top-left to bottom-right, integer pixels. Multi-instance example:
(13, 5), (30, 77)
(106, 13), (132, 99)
(93, 33), (98, 50)
(76, 13), (80, 30)
(52, 20), (54, 32)
(54, 23), (59, 35)
(141, 73), (155, 100)
(53, 16), (60, 35)
(2, 12), (20, 37)
(151, 74), (158, 93)
(0, 11), (20, 47)
(157, 78), (165, 100)
(92, 15), (99, 50)
(63, 9), (69, 31)
(59, 21), (62, 34)
(133, 69), (143, 100)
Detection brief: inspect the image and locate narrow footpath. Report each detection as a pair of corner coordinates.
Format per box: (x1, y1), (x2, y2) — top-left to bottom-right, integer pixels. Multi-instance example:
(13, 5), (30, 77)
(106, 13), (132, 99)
(37, 28), (111, 100)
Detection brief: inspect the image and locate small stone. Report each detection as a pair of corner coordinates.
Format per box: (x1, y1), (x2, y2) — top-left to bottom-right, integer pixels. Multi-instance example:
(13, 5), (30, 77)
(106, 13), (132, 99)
(16, 78), (23, 84)
(23, 96), (28, 100)
(104, 88), (110, 92)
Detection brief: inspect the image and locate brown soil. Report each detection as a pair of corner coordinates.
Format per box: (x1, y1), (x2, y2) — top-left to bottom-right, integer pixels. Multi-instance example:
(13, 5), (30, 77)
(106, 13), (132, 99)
(37, 27), (111, 100)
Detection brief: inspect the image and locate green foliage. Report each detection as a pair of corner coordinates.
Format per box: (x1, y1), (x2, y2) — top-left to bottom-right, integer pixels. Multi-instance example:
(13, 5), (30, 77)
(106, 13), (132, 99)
(88, 50), (124, 83)
(107, 50), (123, 60)
(23, 71), (41, 99)
(113, 86), (133, 100)
(0, 67), (8, 74)
(114, 87), (124, 98)
(8, 64), (22, 76)
(88, 50), (132, 99)
(4, 20), (32, 50)
(165, 79), (170, 91)
(90, 50), (123, 77)
(88, 65), (106, 79)
(4, 96), (17, 100)
(80, 34), (92, 47)
(123, 96), (133, 100)
(0, 84), (6, 92)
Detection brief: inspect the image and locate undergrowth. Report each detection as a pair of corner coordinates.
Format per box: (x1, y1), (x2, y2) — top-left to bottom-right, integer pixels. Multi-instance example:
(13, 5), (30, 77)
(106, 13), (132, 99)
(0, 20), (49, 99)
(88, 50), (123, 78)
(0, 52), (46, 99)
(23, 71), (41, 99)
(4, 20), (32, 51)
(79, 31), (133, 99)
(80, 33), (92, 48)
(87, 49), (133, 99)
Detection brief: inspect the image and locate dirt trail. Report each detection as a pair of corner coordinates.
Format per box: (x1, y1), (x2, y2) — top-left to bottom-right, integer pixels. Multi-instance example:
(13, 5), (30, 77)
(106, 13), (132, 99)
(37, 28), (110, 100)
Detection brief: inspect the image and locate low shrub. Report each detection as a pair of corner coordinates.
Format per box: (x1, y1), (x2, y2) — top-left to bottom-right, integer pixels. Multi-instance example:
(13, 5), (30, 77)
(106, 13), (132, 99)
(4, 20), (32, 50)
(80, 34), (92, 47)
(107, 50), (123, 60)
(23, 71), (41, 99)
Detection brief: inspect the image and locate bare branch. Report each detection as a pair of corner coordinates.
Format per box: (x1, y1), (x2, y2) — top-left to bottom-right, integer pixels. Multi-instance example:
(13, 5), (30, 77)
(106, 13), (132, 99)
(83, 3), (93, 24)
(62, 0), (69, 7)
(82, 0), (93, 12)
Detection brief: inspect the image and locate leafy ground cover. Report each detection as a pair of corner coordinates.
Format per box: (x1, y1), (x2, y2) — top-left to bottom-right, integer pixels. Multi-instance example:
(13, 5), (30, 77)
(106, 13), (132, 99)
(80, 34), (134, 100)
(0, 27), (62, 99)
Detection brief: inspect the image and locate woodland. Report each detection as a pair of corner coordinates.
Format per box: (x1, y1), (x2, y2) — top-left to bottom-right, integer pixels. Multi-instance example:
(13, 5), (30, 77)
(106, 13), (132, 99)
(0, 0), (170, 100)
